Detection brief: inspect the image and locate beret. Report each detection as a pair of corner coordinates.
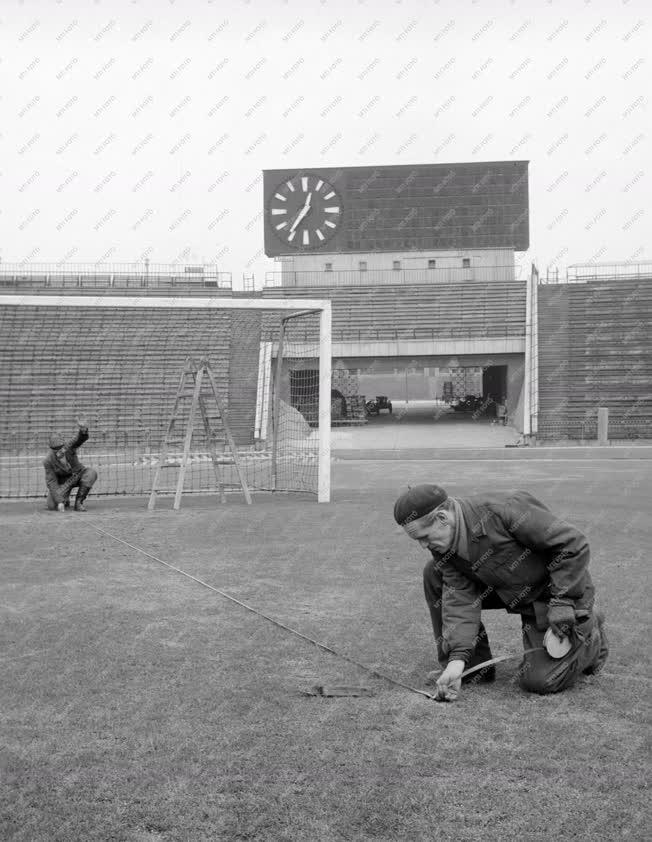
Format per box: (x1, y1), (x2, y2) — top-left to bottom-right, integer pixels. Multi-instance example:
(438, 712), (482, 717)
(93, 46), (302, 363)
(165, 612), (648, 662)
(393, 484), (448, 526)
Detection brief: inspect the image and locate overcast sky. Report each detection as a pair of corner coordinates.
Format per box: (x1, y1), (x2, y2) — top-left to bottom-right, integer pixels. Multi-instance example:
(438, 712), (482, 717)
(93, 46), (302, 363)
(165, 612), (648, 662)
(1, 0), (649, 285)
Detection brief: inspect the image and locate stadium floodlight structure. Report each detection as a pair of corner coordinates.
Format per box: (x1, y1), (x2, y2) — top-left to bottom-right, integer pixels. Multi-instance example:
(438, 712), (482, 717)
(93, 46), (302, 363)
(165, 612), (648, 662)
(0, 295), (332, 502)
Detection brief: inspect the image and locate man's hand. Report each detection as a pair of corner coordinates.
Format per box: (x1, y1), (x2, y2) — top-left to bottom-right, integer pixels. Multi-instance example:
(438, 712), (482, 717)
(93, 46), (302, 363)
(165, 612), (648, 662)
(57, 502), (65, 513)
(435, 659), (465, 702)
(75, 416), (88, 429)
(547, 599), (576, 640)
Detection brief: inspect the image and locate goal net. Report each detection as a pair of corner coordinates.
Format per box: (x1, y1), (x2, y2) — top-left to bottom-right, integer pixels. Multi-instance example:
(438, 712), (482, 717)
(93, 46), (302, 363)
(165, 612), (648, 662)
(0, 295), (331, 502)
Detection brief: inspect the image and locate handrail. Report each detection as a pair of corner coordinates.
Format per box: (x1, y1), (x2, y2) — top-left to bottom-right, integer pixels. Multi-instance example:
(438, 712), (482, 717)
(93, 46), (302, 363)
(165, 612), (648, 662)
(264, 266), (518, 288)
(0, 267), (233, 290)
(543, 262), (652, 284)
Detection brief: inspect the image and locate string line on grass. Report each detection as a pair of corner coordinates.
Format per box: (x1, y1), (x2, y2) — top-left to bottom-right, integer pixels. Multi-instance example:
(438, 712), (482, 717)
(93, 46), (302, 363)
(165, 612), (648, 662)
(84, 521), (443, 701)
(84, 521), (545, 702)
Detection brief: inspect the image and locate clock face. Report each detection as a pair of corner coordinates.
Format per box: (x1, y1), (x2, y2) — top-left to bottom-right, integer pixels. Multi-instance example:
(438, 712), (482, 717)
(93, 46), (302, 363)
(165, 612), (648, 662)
(268, 173), (343, 250)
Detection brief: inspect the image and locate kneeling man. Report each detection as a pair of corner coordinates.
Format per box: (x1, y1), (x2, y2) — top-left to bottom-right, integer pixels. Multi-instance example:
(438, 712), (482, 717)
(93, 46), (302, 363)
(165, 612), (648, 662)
(43, 418), (97, 512)
(394, 484), (608, 700)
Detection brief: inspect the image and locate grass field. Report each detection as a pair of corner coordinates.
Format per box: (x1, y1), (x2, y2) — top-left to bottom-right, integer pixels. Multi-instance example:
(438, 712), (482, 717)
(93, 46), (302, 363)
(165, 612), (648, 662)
(2, 458), (651, 841)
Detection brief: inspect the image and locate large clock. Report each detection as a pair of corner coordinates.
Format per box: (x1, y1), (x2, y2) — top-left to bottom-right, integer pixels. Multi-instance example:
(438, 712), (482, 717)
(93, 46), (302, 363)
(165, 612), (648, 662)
(267, 173), (343, 250)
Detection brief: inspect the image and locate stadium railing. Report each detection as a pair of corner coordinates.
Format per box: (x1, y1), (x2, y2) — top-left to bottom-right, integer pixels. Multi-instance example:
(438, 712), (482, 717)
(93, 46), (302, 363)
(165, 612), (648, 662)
(265, 266), (518, 287)
(0, 263), (233, 290)
(543, 262), (652, 284)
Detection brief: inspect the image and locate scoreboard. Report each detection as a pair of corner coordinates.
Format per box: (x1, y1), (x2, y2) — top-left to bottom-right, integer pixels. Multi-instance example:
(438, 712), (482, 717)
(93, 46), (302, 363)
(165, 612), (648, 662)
(263, 161), (529, 257)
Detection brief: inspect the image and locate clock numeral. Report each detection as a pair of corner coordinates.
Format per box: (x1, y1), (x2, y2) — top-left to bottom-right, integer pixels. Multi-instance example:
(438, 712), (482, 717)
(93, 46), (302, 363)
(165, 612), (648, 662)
(274, 193), (286, 201)
(315, 180), (324, 191)
(286, 180), (295, 192)
(275, 222), (287, 230)
(301, 176), (309, 192)
(271, 208), (287, 215)
(325, 220), (336, 229)
(302, 229), (310, 245)
(324, 191), (335, 199)
(316, 229), (325, 241)
(324, 207), (340, 213)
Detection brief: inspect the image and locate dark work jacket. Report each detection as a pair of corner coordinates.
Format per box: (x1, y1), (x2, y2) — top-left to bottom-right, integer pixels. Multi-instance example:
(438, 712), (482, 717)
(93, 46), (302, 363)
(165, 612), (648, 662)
(42, 427), (89, 502)
(431, 490), (595, 663)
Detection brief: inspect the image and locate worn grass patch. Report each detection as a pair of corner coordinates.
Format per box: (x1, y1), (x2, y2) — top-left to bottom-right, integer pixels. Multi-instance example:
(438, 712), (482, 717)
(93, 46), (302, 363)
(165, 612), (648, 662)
(1, 461), (651, 841)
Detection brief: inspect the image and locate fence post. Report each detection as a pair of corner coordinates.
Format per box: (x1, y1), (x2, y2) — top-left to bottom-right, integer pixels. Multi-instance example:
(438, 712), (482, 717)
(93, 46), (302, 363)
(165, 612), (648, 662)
(597, 407), (609, 445)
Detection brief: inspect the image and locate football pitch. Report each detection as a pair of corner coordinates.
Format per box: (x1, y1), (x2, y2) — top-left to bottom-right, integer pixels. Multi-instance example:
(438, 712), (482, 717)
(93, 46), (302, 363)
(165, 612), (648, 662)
(2, 458), (650, 841)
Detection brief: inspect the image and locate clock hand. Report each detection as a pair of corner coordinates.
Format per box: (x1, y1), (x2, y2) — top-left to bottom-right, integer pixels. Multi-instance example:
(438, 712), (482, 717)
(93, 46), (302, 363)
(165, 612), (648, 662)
(290, 193), (313, 232)
(290, 208), (306, 232)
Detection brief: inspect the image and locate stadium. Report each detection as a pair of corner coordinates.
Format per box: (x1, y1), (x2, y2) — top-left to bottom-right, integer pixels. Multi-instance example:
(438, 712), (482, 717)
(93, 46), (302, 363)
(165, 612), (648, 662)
(2, 161), (651, 503)
(2, 159), (651, 841)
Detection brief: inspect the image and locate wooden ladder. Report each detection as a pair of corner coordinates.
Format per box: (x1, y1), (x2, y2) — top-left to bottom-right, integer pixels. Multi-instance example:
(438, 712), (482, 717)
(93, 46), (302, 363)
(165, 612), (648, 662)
(148, 357), (252, 510)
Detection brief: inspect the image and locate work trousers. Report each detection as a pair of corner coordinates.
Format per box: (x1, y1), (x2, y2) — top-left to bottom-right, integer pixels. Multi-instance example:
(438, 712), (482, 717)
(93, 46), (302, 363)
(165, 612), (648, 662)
(46, 467), (98, 510)
(423, 557), (605, 695)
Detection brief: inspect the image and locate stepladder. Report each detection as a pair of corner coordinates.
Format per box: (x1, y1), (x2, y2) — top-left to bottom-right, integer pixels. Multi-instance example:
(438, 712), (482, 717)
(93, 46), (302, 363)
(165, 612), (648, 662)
(148, 357), (252, 510)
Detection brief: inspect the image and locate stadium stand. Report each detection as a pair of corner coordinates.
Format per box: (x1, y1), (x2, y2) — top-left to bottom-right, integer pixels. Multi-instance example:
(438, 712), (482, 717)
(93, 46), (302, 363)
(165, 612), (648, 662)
(0, 305), (259, 455)
(2, 264), (649, 455)
(262, 279), (527, 340)
(537, 276), (652, 440)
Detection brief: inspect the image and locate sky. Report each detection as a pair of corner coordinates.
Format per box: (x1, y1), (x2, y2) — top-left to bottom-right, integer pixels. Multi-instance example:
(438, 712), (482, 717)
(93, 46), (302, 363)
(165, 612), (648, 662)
(1, 0), (649, 287)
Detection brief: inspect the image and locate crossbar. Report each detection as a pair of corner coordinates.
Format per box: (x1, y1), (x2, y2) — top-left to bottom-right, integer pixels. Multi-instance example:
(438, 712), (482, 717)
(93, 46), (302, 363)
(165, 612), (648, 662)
(0, 295), (330, 311)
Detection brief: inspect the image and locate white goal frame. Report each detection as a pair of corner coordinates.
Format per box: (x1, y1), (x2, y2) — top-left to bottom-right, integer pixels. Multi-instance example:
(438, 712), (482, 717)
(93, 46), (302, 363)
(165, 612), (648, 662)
(1, 295), (332, 502)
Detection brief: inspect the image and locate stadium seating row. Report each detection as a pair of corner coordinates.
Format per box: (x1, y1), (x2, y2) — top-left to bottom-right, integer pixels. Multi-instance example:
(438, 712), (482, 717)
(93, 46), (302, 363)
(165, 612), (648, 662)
(0, 307), (261, 454)
(537, 277), (652, 439)
(262, 280), (527, 340)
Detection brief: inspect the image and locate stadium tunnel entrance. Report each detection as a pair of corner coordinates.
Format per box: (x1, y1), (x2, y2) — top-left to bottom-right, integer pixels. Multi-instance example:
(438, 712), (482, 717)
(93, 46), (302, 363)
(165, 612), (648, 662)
(277, 353), (525, 445)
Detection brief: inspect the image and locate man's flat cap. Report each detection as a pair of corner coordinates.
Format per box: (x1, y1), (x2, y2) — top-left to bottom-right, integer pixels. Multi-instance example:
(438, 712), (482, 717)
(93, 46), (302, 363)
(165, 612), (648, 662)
(49, 433), (66, 449)
(393, 484), (448, 526)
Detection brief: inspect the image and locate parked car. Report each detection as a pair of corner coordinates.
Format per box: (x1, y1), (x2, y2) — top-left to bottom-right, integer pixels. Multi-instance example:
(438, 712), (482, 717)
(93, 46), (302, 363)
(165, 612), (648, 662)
(451, 395), (485, 413)
(365, 395), (393, 416)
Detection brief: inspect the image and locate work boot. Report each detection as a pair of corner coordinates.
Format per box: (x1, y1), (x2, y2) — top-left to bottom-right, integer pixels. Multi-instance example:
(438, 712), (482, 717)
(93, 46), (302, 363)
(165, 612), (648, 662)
(462, 664), (496, 685)
(74, 485), (91, 512)
(583, 611), (609, 675)
(461, 622), (496, 684)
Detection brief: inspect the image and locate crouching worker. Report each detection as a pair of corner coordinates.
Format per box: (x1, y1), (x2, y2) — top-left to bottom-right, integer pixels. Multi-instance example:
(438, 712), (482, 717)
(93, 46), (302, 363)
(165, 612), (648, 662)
(393, 484), (608, 701)
(43, 418), (97, 512)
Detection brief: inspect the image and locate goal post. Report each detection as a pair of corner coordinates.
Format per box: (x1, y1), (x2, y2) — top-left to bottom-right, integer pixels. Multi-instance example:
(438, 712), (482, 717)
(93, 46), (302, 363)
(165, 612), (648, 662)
(0, 295), (331, 502)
